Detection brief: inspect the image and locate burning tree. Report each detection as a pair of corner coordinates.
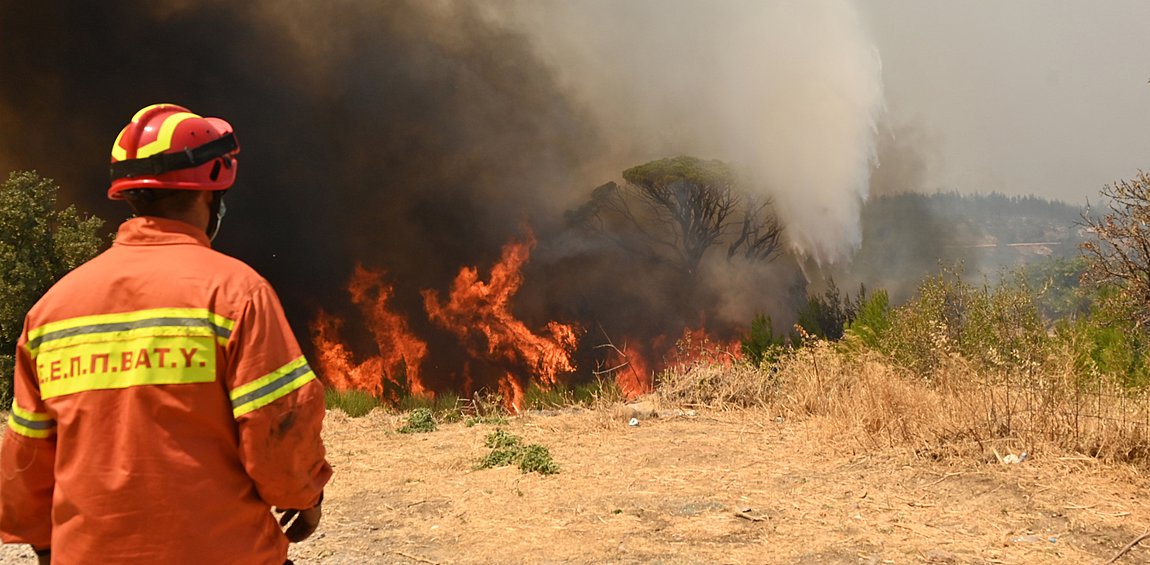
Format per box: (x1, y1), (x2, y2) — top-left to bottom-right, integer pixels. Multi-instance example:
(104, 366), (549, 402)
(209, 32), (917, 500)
(573, 156), (783, 277)
(1081, 171), (1150, 325)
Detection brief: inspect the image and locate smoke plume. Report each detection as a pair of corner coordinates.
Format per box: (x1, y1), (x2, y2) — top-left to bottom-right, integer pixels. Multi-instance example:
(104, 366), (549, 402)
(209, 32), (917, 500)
(0, 1), (886, 393)
(496, 0), (885, 264)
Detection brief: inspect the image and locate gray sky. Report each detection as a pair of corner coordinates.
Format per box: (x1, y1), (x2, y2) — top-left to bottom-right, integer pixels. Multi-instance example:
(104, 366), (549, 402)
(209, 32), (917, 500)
(861, 1), (1150, 204)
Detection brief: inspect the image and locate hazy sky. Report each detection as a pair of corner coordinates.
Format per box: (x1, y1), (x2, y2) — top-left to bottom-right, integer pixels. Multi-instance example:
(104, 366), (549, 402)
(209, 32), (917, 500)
(503, 1), (1150, 210)
(861, 1), (1150, 204)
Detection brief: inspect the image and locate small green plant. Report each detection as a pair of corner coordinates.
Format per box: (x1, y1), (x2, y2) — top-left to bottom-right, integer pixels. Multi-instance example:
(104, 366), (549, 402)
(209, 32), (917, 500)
(475, 429), (559, 475)
(398, 392), (464, 423)
(484, 428), (522, 449)
(397, 407), (437, 433)
(741, 313), (786, 367)
(844, 289), (892, 350)
(517, 444), (560, 475)
(324, 387), (383, 418)
(465, 414), (509, 427)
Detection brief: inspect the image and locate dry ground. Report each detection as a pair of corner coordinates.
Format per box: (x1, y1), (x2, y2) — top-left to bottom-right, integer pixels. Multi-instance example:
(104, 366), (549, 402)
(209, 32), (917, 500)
(4, 405), (1150, 564)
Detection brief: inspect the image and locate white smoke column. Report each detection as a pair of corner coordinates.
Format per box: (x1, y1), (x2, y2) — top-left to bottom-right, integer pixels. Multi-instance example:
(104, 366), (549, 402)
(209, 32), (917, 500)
(496, 0), (884, 263)
(721, 2), (883, 264)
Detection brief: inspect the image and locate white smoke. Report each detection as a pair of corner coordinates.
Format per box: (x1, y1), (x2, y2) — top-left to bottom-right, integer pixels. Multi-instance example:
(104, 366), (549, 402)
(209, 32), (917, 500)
(494, 0), (884, 264)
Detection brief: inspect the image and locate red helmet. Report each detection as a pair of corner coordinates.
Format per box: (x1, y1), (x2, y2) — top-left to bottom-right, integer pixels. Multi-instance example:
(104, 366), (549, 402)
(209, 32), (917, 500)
(108, 103), (240, 199)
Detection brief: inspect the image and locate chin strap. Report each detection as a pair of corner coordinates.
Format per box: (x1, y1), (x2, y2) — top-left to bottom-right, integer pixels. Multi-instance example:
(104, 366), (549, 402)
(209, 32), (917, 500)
(207, 192), (227, 242)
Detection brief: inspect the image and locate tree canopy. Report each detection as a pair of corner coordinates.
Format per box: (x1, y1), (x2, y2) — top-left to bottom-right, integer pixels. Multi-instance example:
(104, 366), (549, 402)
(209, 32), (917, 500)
(0, 171), (104, 403)
(577, 156), (783, 277)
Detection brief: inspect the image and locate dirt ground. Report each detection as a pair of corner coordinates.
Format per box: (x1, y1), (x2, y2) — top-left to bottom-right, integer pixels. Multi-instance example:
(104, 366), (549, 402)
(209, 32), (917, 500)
(3, 405), (1150, 564)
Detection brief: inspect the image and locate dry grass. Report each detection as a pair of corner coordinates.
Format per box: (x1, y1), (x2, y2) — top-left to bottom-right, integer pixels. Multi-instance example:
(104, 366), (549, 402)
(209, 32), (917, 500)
(658, 340), (1150, 467)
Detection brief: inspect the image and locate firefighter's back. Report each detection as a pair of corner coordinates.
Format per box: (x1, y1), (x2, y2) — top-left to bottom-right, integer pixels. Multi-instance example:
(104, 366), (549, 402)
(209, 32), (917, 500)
(28, 217), (288, 564)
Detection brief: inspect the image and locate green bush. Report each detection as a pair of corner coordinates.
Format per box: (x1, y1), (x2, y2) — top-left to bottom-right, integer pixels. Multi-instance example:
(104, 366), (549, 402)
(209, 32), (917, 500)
(324, 387), (383, 417)
(795, 280), (862, 340)
(398, 392), (463, 422)
(1056, 287), (1150, 387)
(741, 314), (786, 367)
(476, 429), (559, 475)
(397, 407), (437, 433)
(517, 444), (560, 475)
(464, 414), (509, 427)
(0, 171), (104, 405)
(957, 273), (1048, 372)
(844, 289), (892, 350)
(875, 267), (1050, 377)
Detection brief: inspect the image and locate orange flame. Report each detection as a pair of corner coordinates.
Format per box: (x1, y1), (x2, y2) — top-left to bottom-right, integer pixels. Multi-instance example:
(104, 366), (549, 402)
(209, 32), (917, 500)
(603, 327), (740, 400)
(497, 373), (525, 414)
(666, 327), (741, 367)
(309, 264), (429, 400)
(423, 229), (578, 408)
(608, 343), (653, 400)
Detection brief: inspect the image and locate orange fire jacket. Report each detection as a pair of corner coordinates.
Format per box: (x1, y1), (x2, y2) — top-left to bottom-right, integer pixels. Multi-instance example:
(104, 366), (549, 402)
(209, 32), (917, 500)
(0, 217), (332, 564)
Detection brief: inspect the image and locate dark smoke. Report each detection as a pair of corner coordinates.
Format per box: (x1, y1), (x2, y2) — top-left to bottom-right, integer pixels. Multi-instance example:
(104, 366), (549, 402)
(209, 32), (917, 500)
(1, 1), (901, 394)
(0, 1), (608, 390)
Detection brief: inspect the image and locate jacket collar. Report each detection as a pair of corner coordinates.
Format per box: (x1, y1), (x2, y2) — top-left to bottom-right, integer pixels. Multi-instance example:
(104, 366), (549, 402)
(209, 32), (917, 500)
(114, 216), (211, 247)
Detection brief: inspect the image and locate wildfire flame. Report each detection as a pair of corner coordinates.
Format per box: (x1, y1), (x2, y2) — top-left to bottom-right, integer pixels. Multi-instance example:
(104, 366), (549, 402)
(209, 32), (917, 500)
(309, 230), (743, 411)
(603, 342), (653, 400)
(605, 327), (741, 400)
(309, 264), (429, 401)
(423, 229), (578, 409)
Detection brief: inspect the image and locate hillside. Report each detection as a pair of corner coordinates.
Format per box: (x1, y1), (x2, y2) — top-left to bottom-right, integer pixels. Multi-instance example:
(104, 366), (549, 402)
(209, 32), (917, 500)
(843, 192), (1087, 302)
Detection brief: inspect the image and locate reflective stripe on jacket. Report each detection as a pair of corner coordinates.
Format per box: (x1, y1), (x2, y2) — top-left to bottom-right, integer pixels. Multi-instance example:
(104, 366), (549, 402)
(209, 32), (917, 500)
(0, 216), (332, 564)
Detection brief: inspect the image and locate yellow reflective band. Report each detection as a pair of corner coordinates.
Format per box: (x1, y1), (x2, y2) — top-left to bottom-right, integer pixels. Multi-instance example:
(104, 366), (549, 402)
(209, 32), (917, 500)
(26, 308), (234, 357)
(230, 357), (316, 418)
(37, 335), (218, 399)
(8, 402), (56, 439)
(135, 111), (198, 159)
(111, 128), (129, 161)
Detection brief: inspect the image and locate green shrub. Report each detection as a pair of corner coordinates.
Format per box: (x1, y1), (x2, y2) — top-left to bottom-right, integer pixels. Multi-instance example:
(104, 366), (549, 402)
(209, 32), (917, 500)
(324, 388), (382, 417)
(476, 429), (559, 475)
(397, 407), (437, 433)
(741, 314), (786, 367)
(1023, 256), (1091, 321)
(464, 414), (509, 427)
(398, 392), (463, 422)
(876, 267), (1050, 377)
(517, 444), (560, 475)
(0, 171), (105, 405)
(484, 428), (522, 449)
(882, 270), (965, 374)
(844, 289), (891, 350)
(1056, 287), (1150, 387)
(522, 384), (570, 410)
(957, 273), (1048, 372)
(795, 280), (864, 340)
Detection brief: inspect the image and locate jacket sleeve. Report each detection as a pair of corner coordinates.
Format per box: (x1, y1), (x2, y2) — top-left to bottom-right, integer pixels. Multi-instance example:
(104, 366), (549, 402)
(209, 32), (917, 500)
(224, 281), (332, 510)
(0, 326), (56, 548)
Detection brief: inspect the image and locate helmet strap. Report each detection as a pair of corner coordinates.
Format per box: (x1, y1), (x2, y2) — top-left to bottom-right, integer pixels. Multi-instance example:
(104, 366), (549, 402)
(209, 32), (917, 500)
(206, 192), (227, 242)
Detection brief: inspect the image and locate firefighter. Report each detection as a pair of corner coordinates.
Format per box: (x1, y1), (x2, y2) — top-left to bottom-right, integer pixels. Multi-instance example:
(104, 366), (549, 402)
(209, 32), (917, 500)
(0, 104), (332, 564)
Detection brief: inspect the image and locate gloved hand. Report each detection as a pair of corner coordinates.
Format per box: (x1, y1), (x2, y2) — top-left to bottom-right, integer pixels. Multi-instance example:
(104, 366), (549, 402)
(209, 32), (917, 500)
(276, 501), (323, 542)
